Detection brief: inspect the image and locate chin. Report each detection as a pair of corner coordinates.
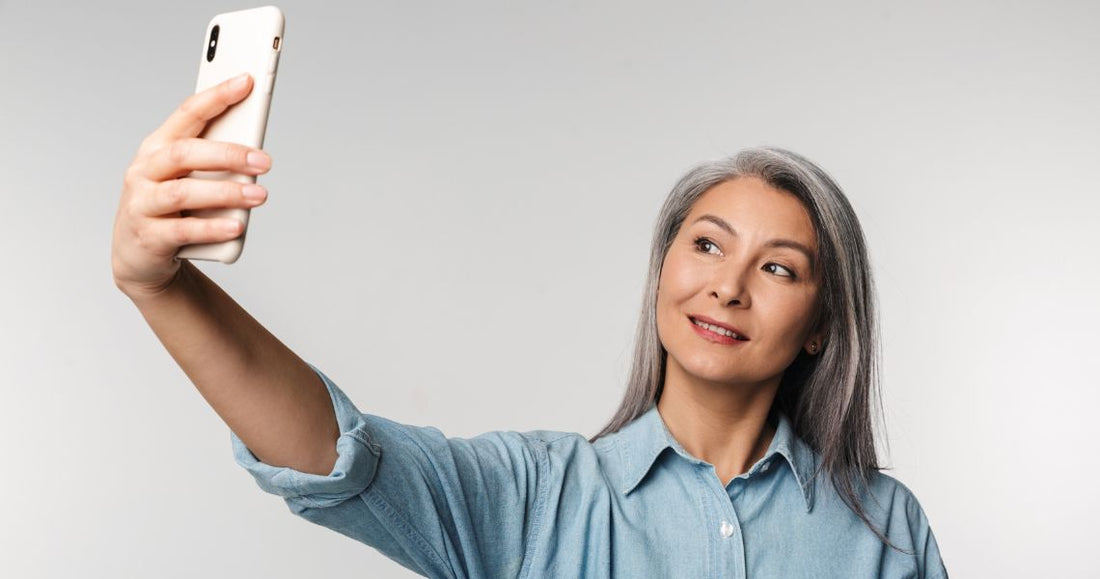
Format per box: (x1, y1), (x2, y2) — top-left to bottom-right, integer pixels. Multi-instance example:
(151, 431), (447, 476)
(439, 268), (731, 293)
(680, 351), (783, 386)
(677, 354), (746, 383)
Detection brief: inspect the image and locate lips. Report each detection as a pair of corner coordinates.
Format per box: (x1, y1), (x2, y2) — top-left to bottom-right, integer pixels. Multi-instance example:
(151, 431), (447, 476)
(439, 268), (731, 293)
(688, 314), (750, 340)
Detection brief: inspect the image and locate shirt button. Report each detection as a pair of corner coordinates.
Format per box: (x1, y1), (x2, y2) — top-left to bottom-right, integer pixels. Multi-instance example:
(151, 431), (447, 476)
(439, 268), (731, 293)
(720, 520), (734, 538)
(761, 462), (771, 472)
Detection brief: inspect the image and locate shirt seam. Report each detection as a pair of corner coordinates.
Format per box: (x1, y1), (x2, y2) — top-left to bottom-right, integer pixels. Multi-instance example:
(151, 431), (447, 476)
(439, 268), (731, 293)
(615, 432), (632, 494)
(346, 423), (378, 452)
(368, 422), (462, 577)
(529, 431), (576, 446)
(361, 486), (456, 579)
(516, 434), (551, 579)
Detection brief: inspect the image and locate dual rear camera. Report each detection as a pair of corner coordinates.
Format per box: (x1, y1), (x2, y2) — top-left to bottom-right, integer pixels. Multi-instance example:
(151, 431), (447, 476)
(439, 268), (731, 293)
(206, 25), (219, 62)
(206, 23), (280, 61)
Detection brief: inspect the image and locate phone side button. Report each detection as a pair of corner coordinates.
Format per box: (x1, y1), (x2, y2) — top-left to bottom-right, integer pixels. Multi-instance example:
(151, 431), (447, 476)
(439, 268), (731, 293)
(266, 73), (276, 95)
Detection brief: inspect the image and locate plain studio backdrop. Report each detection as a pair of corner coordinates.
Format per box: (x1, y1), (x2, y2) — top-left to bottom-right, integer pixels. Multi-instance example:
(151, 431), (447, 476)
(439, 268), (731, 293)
(1, 0), (1097, 577)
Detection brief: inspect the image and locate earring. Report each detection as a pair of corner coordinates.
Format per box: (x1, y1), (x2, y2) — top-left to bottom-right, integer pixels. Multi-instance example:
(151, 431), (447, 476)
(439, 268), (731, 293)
(809, 342), (817, 354)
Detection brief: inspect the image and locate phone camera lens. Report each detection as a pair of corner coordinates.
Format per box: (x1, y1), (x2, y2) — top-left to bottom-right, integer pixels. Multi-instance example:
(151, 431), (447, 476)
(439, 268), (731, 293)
(207, 25), (220, 62)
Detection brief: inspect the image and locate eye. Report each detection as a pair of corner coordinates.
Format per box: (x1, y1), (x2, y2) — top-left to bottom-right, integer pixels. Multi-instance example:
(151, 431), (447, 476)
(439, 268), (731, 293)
(763, 263), (796, 279)
(692, 236), (720, 255)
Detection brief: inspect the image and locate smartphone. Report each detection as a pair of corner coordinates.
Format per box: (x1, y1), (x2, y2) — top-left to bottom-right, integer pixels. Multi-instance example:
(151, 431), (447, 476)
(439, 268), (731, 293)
(176, 5), (285, 264)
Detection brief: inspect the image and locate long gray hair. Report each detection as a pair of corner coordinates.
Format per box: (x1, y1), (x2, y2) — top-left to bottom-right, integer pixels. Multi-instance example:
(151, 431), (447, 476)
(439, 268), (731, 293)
(590, 146), (895, 547)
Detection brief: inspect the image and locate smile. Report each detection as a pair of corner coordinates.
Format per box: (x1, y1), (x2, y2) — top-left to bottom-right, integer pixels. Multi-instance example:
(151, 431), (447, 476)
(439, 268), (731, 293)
(688, 316), (749, 344)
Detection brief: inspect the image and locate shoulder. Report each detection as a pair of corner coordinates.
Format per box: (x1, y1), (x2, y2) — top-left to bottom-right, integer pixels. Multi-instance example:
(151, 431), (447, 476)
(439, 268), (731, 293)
(516, 428), (612, 464)
(520, 428), (587, 446)
(510, 428), (622, 488)
(360, 414), (610, 474)
(813, 468), (935, 536)
(862, 470), (948, 578)
(804, 466), (949, 577)
(864, 470), (935, 527)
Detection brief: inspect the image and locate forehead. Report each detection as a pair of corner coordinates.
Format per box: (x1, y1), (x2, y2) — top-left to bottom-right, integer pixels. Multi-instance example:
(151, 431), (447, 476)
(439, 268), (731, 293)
(686, 177), (817, 247)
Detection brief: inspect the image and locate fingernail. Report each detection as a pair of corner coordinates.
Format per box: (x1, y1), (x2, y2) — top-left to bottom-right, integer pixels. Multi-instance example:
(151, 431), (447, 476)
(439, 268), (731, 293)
(223, 220), (241, 234)
(247, 151), (271, 170)
(230, 73), (250, 89)
(242, 184), (266, 200)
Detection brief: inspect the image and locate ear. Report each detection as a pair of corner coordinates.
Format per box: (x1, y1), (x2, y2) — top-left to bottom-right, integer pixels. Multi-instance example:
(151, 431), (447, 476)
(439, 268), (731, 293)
(804, 316), (827, 356)
(804, 298), (827, 355)
(805, 327), (828, 355)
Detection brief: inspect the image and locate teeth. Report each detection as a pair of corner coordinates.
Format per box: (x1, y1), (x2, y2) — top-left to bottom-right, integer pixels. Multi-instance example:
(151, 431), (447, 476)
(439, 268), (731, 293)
(693, 318), (744, 340)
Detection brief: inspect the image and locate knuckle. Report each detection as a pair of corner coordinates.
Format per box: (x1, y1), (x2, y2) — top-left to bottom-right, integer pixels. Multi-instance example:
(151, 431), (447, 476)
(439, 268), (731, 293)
(124, 193), (144, 221)
(225, 143), (247, 167)
(228, 182), (243, 204)
(163, 179), (186, 208)
(171, 219), (191, 245)
(210, 219), (228, 237)
(178, 94), (201, 119)
(138, 134), (160, 155)
(168, 139), (191, 165)
(122, 167), (141, 191)
(131, 221), (150, 250)
(138, 140), (166, 164)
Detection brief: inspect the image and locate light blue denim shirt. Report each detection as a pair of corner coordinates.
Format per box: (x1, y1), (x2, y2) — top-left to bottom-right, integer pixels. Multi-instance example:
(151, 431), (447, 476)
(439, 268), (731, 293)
(232, 364), (948, 578)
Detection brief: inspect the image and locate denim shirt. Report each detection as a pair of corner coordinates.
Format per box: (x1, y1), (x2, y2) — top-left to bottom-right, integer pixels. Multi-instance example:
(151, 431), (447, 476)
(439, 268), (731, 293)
(231, 364), (948, 578)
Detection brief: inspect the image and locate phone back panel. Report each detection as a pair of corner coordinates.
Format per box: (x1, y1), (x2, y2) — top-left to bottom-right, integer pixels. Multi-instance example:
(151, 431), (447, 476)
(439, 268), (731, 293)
(177, 5), (284, 264)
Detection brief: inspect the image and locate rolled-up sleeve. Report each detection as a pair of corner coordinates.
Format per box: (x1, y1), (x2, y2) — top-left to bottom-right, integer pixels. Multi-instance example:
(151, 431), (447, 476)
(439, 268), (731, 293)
(229, 363), (548, 579)
(230, 362), (380, 509)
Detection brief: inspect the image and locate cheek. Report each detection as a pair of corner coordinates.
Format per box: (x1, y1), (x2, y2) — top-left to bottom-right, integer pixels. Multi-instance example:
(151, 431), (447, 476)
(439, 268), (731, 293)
(658, 252), (702, 296)
(763, 295), (819, 344)
(656, 256), (689, 340)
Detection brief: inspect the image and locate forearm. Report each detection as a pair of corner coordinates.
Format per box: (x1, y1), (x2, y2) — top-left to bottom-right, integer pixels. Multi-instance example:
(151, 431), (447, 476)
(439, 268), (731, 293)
(126, 261), (340, 475)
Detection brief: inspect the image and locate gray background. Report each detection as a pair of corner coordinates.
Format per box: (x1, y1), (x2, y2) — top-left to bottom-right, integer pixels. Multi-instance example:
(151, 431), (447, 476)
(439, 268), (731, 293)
(2, 0), (1097, 577)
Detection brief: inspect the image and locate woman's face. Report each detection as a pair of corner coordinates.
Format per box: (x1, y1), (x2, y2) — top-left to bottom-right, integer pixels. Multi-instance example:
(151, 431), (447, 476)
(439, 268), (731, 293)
(656, 177), (823, 392)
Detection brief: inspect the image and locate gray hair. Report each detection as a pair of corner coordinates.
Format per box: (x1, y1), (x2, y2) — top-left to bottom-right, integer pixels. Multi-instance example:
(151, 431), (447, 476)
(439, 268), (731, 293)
(590, 146), (897, 548)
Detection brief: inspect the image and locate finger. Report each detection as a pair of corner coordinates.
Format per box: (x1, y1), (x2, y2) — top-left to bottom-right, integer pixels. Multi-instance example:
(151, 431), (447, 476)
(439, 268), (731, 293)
(146, 74), (254, 145)
(140, 216), (245, 256)
(143, 177), (267, 217)
(143, 137), (270, 182)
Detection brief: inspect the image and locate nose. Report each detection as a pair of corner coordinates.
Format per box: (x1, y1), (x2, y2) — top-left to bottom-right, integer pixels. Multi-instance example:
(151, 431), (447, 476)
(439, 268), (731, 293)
(710, 259), (751, 308)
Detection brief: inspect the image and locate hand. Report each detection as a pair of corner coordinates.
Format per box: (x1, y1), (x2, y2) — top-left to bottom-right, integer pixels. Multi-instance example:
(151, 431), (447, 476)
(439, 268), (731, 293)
(111, 73), (271, 299)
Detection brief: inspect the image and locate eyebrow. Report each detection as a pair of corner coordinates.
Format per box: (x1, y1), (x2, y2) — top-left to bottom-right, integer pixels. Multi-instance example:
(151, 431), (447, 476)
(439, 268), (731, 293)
(691, 214), (816, 272)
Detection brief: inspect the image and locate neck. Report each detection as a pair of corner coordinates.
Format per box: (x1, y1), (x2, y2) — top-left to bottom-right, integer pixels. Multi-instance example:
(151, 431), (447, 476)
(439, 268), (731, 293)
(655, 360), (779, 486)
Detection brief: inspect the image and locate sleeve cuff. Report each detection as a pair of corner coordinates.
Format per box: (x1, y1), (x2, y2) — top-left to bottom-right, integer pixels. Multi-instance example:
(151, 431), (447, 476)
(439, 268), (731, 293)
(230, 362), (380, 509)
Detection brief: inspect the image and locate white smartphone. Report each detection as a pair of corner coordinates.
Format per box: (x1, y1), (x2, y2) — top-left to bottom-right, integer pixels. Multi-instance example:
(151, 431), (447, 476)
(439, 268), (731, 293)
(176, 5), (285, 264)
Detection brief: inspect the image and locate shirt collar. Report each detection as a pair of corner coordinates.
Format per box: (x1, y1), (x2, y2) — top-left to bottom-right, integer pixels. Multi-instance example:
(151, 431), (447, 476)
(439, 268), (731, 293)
(616, 404), (817, 512)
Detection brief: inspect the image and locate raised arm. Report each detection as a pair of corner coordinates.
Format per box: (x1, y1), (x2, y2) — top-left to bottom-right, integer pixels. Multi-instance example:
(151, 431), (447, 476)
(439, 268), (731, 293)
(113, 75), (548, 578)
(111, 74), (339, 475)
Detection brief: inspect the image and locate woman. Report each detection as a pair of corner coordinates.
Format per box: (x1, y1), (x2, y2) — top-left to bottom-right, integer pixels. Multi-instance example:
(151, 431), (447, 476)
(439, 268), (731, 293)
(112, 75), (947, 578)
